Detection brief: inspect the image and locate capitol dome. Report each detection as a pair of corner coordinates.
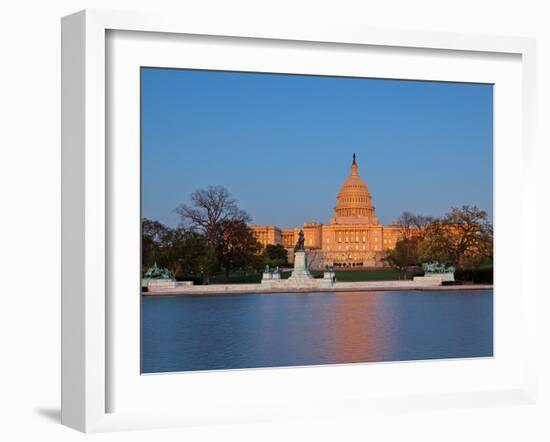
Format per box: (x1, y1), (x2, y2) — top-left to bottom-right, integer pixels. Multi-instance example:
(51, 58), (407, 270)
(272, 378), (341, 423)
(331, 154), (378, 225)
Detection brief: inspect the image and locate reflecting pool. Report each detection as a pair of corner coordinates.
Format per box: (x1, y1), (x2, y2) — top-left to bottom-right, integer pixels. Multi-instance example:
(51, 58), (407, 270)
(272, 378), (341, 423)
(141, 290), (493, 373)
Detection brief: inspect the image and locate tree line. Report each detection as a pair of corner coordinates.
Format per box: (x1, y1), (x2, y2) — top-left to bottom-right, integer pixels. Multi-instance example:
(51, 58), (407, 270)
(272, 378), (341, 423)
(142, 186), (287, 284)
(383, 206), (493, 279)
(143, 185), (493, 283)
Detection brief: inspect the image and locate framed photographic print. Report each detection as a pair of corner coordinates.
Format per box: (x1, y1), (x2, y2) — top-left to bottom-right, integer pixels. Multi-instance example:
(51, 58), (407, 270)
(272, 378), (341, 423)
(139, 68), (495, 374)
(61, 9), (538, 432)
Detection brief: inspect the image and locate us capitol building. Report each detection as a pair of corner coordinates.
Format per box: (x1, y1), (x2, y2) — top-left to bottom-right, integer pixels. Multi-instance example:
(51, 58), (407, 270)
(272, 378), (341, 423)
(250, 154), (403, 269)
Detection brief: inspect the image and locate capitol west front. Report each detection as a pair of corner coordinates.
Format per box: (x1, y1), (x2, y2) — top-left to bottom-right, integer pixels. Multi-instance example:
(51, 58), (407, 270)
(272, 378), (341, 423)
(251, 155), (403, 269)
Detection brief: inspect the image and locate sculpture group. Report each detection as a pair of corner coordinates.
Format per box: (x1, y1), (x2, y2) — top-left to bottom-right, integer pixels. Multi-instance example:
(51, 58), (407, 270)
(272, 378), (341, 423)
(143, 262), (177, 290)
(413, 261), (455, 283)
(144, 262), (174, 280)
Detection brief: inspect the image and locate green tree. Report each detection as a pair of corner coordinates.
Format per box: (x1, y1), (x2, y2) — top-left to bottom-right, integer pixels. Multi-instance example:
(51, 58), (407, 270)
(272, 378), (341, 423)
(263, 244), (289, 268)
(217, 219), (262, 281)
(383, 238), (420, 280)
(166, 228), (208, 279)
(141, 218), (171, 273)
(142, 218), (210, 278)
(195, 246), (220, 284)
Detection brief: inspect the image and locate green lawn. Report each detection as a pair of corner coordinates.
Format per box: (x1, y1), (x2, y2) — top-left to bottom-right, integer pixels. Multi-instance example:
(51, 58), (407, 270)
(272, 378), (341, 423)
(207, 268), (413, 284)
(208, 273), (264, 284)
(332, 269), (414, 281)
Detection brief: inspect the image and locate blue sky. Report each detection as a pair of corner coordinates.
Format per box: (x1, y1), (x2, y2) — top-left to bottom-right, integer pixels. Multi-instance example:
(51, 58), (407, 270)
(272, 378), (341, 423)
(141, 68), (493, 228)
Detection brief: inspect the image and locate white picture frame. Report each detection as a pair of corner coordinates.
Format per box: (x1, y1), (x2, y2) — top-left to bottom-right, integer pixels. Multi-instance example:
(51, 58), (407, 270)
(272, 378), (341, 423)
(61, 9), (537, 433)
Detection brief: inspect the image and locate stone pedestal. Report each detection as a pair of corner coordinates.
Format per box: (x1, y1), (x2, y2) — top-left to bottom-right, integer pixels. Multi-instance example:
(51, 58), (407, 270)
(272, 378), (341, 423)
(413, 272), (454, 284)
(289, 251), (313, 280)
(323, 269), (336, 285)
(147, 279), (177, 290)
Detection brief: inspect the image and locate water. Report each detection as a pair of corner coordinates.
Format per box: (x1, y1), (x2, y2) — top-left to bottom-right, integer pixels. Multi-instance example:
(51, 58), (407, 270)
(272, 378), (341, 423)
(141, 290), (493, 374)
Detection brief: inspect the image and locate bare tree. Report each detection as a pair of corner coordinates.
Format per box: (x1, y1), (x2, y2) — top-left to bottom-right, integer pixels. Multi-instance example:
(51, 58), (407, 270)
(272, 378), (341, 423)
(175, 185), (251, 246)
(410, 214), (435, 240)
(397, 211), (417, 241)
(398, 211), (435, 240)
(175, 186), (251, 284)
(395, 211), (435, 276)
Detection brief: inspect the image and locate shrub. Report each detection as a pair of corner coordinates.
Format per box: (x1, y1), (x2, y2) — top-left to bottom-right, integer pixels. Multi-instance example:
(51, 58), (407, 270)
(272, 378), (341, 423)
(442, 280), (463, 286)
(179, 276), (204, 285)
(454, 267), (493, 284)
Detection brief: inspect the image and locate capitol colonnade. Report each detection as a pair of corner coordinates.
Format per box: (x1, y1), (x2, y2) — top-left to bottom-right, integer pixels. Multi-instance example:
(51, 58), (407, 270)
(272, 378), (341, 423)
(251, 155), (404, 269)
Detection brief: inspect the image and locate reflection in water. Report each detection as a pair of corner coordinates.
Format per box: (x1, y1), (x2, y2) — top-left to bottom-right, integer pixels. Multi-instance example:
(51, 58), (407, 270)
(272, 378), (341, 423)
(325, 292), (391, 363)
(141, 290), (493, 374)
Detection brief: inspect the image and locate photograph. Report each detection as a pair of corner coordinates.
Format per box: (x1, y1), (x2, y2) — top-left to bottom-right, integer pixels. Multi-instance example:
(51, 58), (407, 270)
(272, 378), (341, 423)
(140, 67), (494, 374)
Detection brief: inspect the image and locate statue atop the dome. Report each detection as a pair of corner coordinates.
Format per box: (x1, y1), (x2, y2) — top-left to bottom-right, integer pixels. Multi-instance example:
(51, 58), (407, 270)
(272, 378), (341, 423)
(294, 229), (305, 252)
(350, 153), (359, 175)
